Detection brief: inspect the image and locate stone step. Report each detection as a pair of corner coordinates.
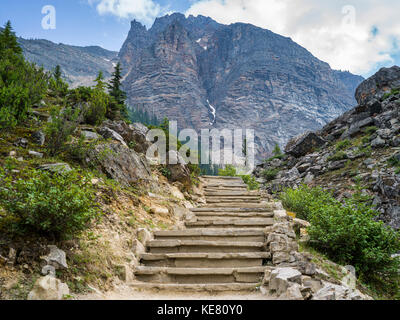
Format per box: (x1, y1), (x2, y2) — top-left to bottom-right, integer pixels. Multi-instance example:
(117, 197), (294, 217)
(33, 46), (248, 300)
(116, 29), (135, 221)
(191, 207), (273, 213)
(147, 240), (265, 253)
(134, 266), (266, 284)
(206, 198), (261, 204)
(130, 282), (260, 292)
(205, 191), (260, 196)
(201, 176), (243, 180)
(205, 184), (247, 188)
(195, 215), (272, 222)
(139, 252), (271, 268)
(185, 218), (274, 229)
(154, 229), (266, 242)
(200, 203), (268, 208)
(194, 212), (274, 218)
(205, 195), (260, 200)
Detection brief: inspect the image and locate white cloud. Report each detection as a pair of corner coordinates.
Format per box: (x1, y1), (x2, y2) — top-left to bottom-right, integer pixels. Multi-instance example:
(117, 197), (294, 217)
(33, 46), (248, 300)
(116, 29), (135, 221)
(186, 0), (400, 76)
(88, 0), (161, 26)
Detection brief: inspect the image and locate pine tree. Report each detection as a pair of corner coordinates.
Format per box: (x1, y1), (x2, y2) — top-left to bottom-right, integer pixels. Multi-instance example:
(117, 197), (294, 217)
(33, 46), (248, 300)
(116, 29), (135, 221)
(53, 65), (62, 81)
(0, 20), (22, 55)
(108, 63), (126, 105)
(273, 143), (282, 156)
(94, 71), (106, 92)
(108, 63), (128, 120)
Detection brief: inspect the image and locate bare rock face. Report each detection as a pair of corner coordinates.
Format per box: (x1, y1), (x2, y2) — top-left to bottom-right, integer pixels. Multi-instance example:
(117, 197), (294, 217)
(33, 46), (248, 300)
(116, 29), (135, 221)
(167, 150), (192, 187)
(19, 38), (118, 88)
(101, 120), (151, 154)
(120, 13), (363, 161)
(284, 132), (326, 158)
(86, 143), (152, 187)
(355, 66), (400, 105)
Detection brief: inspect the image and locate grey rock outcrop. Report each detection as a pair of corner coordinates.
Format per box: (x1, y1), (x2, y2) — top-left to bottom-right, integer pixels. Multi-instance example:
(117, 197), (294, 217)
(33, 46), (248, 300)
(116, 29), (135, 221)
(86, 143), (152, 187)
(355, 66), (400, 105)
(285, 132), (326, 158)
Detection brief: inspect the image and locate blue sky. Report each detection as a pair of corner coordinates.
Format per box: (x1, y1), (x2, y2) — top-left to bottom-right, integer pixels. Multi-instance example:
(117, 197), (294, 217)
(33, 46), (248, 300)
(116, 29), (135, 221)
(1, 0), (399, 77)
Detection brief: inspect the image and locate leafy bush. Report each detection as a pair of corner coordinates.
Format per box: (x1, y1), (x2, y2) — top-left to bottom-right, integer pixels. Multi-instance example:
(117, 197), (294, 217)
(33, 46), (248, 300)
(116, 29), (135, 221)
(218, 165), (259, 190)
(241, 175), (259, 190)
(382, 88), (400, 101)
(280, 185), (336, 220)
(48, 65), (68, 98)
(362, 126), (378, 135)
(262, 168), (280, 181)
(84, 89), (109, 126)
(327, 151), (347, 162)
(0, 168), (99, 239)
(335, 139), (351, 151)
(218, 165), (237, 177)
(66, 135), (98, 164)
(279, 185), (400, 280)
(160, 167), (172, 179)
(45, 106), (80, 156)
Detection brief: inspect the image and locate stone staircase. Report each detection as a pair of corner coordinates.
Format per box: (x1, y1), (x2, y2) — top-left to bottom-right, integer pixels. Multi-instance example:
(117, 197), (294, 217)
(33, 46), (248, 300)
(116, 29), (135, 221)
(132, 176), (275, 292)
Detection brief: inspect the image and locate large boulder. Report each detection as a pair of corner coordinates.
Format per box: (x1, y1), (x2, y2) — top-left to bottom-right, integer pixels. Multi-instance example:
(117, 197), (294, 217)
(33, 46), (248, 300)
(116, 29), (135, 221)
(97, 126), (127, 147)
(167, 150), (192, 187)
(355, 66), (400, 105)
(27, 276), (70, 300)
(285, 132), (326, 158)
(101, 120), (151, 154)
(86, 143), (152, 187)
(269, 267), (302, 295)
(41, 245), (68, 270)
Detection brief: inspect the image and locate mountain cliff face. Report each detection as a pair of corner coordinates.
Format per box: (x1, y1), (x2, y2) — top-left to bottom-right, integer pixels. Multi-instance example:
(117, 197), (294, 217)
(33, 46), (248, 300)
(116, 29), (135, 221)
(18, 38), (118, 87)
(119, 13), (364, 160)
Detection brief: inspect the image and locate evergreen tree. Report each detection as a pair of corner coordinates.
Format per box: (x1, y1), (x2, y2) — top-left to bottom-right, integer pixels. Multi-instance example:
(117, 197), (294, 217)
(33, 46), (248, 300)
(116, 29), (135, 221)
(108, 63), (128, 120)
(108, 63), (126, 105)
(0, 21), (48, 129)
(273, 143), (282, 156)
(53, 65), (62, 81)
(49, 65), (68, 97)
(94, 71), (106, 92)
(0, 20), (22, 55)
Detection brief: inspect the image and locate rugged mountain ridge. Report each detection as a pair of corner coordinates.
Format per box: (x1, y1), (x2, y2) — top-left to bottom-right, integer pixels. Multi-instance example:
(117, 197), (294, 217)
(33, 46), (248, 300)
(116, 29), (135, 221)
(119, 13), (364, 160)
(254, 66), (400, 229)
(18, 37), (118, 87)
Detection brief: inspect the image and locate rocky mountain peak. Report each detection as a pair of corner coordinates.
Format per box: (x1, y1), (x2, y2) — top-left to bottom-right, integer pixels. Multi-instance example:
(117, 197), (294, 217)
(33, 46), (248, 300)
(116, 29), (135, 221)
(120, 13), (364, 160)
(355, 66), (400, 105)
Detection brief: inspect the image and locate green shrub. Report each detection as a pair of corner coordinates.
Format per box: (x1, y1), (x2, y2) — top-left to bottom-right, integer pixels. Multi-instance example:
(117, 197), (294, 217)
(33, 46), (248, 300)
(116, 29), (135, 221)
(362, 126), (378, 135)
(240, 175), (259, 190)
(66, 135), (97, 164)
(388, 155), (400, 168)
(160, 167), (172, 179)
(279, 185), (336, 220)
(335, 139), (351, 151)
(218, 165), (237, 177)
(382, 88), (400, 101)
(279, 185), (400, 281)
(45, 106), (80, 156)
(0, 168), (99, 239)
(217, 165), (259, 190)
(84, 89), (109, 126)
(261, 168), (280, 181)
(327, 151), (347, 162)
